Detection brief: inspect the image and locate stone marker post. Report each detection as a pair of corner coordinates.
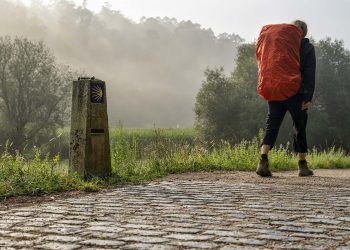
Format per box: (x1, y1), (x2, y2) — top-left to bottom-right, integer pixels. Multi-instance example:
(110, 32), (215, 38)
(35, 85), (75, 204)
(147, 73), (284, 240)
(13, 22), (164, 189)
(69, 77), (111, 178)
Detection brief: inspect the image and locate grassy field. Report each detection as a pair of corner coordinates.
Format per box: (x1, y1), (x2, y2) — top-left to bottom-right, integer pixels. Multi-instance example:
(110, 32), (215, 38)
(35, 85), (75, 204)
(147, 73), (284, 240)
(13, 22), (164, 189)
(1, 128), (350, 198)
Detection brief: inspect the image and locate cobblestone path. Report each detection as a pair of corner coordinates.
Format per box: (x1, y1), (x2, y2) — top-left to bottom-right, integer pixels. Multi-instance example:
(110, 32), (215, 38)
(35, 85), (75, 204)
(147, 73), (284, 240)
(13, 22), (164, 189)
(1, 174), (350, 249)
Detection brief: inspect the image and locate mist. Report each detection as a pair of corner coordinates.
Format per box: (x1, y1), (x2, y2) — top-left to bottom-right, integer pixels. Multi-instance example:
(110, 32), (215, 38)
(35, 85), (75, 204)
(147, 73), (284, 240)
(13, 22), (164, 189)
(0, 0), (243, 127)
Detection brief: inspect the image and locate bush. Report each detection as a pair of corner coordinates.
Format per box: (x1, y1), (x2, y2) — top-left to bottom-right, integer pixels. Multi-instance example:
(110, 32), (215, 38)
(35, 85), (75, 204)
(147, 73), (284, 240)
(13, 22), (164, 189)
(194, 68), (241, 145)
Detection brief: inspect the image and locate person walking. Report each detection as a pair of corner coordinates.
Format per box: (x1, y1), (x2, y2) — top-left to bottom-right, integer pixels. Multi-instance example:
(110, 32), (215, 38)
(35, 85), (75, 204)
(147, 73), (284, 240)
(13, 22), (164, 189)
(256, 20), (316, 177)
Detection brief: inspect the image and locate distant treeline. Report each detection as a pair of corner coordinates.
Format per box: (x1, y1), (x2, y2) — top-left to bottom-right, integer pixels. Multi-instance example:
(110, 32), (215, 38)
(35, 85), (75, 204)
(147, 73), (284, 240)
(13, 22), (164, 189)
(0, 0), (243, 127)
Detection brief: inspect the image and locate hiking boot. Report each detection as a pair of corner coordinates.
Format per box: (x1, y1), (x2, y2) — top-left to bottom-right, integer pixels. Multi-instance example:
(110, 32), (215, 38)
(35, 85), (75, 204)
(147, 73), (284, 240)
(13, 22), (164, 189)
(298, 161), (314, 177)
(256, 158), (272, 177)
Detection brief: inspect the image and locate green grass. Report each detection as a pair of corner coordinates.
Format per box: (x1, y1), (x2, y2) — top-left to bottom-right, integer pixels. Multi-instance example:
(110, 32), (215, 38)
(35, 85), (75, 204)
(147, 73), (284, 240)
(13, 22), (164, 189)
(0, 149), (101, 197)
(1, 127), (350, 198)
(109, 128), (350, 182)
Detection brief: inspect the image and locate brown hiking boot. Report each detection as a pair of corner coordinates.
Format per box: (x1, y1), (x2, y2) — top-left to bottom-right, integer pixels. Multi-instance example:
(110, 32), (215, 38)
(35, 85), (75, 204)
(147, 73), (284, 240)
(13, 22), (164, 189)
(298, 161), (314, 177)
(256, 158), (272, 177)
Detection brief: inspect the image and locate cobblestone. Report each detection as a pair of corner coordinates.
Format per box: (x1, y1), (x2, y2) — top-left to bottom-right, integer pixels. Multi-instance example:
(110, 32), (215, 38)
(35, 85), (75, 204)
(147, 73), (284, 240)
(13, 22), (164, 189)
(80, 239), (125, 247)
(36, 242), (81, 250)
(214, 237), (266, 246)
(1, 173), (350, 249)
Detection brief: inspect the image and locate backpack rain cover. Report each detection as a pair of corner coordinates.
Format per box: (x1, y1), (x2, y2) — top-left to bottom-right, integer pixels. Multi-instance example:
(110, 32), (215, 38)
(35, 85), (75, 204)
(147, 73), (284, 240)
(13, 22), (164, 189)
(256, 24), (303, 101)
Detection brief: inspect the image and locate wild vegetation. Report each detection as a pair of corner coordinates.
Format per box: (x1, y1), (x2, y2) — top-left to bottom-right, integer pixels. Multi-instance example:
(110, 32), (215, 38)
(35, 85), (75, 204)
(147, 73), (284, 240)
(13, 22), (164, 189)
(195, 39), (350, 150)
(110, 128), (350, 182)
(1, 128), (350, 198)
(0, 146), (101, 197)
(0, 1), (350, 198)
(0, 0), (243, 127)
(0, 37), (76, 152)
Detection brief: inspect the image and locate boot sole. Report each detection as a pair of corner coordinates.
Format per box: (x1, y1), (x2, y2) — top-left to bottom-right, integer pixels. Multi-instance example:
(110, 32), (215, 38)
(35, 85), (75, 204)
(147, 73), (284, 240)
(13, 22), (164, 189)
(256, 170), (272, 177)
(299, 172), (314, 177)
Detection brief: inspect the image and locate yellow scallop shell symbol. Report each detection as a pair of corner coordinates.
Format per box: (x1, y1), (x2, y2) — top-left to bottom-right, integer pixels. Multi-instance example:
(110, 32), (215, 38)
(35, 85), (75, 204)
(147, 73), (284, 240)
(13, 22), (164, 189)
(92, 85), (103, 102)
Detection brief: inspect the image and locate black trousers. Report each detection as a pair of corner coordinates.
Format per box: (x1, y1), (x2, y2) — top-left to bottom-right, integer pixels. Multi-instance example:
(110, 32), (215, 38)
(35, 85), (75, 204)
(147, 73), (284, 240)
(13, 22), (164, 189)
(262, 94), (308, 153)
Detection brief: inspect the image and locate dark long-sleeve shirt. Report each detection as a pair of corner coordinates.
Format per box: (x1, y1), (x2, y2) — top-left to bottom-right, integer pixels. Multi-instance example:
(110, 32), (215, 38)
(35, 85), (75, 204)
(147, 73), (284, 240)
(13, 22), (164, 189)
(299, 38), (316, 102)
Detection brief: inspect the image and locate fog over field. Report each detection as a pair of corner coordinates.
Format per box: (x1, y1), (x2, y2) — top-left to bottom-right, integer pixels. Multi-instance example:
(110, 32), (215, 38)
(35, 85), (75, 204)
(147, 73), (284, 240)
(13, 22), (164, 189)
(2, 0), (350, 128)
(0, 0), (243, 127)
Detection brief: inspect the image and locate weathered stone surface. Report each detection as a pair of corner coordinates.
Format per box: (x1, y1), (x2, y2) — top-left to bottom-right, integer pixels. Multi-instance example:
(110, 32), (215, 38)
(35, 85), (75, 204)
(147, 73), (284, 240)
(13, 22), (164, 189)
(122, 243), (177, 250)
(123, 229), (167, 236)
(119, 236), (169, 244)
(255, 234), (303, 242)
(219, 246), (261, 250)
(0, 239), (16, 247)
(1, 178), (350, 249)
(338, 217), (350, 222)
(170, 240), (218, 249)
(278, 226), (325, 234)
(35, 242), (81, 250)
(165, 233), (214, 241)
(7, 232), (38, 239)
(85, 226), (124, 233)
(121, 223), (159, 230)
(38, 235), (82, 243)
(290, 232), (342, 240)
(69, 78), (111, 177)
(80, 239), (125, 247)
(202, 230), (248, 237)
(214, 237), (266, 246)
(164, 227), (202, 234)
(303, 218), (341, 225)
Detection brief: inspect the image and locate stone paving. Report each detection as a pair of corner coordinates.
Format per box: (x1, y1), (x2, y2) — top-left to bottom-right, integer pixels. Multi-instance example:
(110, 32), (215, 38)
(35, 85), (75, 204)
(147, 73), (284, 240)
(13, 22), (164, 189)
(0, 174), (350, 249)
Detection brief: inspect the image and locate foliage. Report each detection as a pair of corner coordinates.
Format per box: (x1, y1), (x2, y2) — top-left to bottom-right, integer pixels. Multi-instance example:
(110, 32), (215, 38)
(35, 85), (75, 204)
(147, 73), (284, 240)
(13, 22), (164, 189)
(194, 44), (265, 145)
(0, 36), (76, 152)
(110, 128), (350, 183)
(110, 127), (195, 160)
(309, 38), (350, 149)
(0, 0), (244, 127)
(230, 44), (266, 139)
(194, 68), (240, 145)
(0, 148), (99, 198)
(1, 128), (350, 197)
(195, 39), (350, 150)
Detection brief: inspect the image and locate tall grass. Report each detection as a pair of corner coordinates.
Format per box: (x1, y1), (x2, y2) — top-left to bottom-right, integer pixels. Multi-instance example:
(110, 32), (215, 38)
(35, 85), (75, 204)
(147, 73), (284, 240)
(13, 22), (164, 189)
(110, 128), (350, 182)
(1, 128), (350, 198)
(0, 146), (100, 198)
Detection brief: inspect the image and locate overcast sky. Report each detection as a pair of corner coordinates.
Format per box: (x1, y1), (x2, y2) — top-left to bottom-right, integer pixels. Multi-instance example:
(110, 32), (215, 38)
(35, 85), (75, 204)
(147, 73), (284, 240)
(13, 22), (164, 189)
(21, 0), (350, 48)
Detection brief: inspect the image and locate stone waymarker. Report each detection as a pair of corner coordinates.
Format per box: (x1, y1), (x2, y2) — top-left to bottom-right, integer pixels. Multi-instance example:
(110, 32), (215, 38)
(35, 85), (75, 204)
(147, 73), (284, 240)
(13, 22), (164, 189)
(69, 77), (111, 178)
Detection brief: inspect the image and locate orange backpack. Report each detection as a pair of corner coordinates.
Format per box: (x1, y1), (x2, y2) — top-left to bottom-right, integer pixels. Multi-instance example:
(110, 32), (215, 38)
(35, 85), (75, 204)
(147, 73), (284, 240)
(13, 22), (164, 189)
(256, 24), (303, 101)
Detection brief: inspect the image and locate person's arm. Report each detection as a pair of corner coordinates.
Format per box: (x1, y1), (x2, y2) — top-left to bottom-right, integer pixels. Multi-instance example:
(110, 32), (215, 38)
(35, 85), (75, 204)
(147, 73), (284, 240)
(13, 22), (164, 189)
(302, 46), (316, 102)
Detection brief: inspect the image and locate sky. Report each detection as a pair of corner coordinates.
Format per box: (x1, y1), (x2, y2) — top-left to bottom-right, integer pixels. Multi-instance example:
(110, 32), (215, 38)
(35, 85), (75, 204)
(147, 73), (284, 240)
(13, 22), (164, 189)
(19, 0), (350, 48)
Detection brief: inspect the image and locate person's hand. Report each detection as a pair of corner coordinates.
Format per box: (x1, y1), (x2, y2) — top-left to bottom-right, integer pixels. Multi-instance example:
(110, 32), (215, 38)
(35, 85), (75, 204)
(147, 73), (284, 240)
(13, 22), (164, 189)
(301, 101), (311, 110)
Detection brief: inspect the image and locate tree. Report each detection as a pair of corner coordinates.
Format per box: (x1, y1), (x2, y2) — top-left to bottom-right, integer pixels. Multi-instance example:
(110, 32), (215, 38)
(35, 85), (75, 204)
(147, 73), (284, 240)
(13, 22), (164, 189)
(194, 68), (240, 145)
(0, 36), (75, 152)
(195, 39), (350, 150)
(230, 43), (265, 139)
(194, 44), (264, 145)
(308, 38), (350, 149)
(0, 0), (244, 127)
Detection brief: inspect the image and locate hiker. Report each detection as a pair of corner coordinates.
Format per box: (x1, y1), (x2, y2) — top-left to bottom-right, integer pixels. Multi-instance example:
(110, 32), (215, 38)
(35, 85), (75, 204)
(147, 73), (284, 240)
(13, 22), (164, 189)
(256, 20), (316, 177)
